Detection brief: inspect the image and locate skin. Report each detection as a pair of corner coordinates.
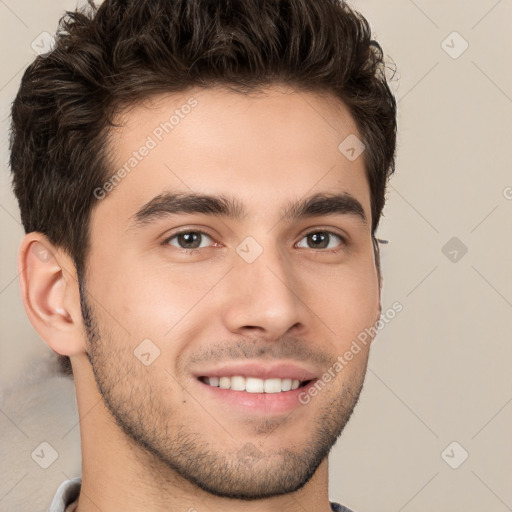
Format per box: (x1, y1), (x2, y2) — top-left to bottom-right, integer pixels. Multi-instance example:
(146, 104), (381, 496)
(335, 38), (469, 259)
(19, 85), (381, 512)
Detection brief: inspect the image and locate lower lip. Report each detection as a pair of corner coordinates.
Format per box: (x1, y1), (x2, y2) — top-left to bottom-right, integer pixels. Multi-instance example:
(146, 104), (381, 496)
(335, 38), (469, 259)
(195, 379), (318, 415)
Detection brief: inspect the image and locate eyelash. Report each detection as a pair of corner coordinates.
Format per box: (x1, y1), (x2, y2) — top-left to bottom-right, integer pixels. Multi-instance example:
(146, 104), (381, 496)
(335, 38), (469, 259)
(161, 228), (347, 255)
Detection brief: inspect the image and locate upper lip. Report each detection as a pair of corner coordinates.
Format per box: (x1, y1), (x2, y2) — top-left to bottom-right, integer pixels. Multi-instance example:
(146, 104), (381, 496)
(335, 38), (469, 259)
(192, 361), (318, 382)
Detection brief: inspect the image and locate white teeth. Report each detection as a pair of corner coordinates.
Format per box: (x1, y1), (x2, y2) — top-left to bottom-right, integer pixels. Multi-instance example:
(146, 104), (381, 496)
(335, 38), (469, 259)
(219, 376), (231, 389)
(281, 378), (292, 391)
(230, 376), (246, 391)
(263, 378), (282, 394)
(245, 377), (264, 393)
(204, 376), (308, 393)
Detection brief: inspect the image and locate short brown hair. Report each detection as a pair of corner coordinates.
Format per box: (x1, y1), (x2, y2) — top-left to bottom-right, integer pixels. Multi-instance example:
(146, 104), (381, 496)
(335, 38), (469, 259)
(10, 0), (397, 376)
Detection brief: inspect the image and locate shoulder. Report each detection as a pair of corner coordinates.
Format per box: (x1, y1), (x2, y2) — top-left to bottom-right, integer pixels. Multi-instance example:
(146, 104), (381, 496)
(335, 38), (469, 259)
(49, 477), (81, 512)
(330, 502), (357, 512)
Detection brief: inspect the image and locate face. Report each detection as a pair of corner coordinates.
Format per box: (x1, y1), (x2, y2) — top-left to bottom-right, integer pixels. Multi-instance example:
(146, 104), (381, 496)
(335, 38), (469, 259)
(80, 85), (381, 499)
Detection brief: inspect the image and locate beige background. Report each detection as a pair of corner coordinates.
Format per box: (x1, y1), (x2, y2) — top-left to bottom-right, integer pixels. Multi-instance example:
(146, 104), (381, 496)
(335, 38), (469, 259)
(1, 0), (511, 510)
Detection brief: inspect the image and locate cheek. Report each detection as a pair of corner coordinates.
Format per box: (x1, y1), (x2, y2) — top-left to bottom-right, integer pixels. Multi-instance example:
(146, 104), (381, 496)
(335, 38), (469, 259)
(91, 256), (199, 323)
(312, 264), (380, 346)
(101, 266), (223, 362)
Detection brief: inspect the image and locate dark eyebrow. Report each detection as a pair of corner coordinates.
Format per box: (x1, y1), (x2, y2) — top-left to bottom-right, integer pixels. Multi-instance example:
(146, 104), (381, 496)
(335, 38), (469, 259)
(128, 191), (367, 229)
(281, 192), (367, 224)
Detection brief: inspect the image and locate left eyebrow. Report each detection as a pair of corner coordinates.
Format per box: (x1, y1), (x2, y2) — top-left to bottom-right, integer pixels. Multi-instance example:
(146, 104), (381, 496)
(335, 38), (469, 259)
(281, 192), (367, 224)
(127, 190), (367, 230)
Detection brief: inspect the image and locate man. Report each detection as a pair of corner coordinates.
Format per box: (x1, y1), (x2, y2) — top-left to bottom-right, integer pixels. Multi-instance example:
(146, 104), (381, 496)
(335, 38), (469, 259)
(9, 0), (397, 510)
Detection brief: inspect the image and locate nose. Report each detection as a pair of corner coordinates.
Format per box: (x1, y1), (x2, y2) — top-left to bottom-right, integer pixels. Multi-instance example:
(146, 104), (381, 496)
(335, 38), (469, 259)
(220, 241), (307, 339)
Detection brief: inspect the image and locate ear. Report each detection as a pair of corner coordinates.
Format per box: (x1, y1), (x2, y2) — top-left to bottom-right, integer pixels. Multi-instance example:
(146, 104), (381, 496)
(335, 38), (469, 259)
(17, 233), (87, 357)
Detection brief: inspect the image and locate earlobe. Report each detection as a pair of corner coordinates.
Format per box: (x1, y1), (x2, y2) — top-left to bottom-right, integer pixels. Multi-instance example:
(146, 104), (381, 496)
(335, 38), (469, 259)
(18, 233), (86, 357)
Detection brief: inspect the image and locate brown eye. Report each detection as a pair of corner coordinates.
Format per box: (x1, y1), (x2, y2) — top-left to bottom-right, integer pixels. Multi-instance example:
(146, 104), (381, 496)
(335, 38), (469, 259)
(164, 231), (214, 250)
(296, 231), (345, 251)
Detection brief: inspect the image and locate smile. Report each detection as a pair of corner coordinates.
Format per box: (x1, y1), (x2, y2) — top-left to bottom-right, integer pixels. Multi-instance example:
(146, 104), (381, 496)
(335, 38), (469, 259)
(199, 376), (312, 393)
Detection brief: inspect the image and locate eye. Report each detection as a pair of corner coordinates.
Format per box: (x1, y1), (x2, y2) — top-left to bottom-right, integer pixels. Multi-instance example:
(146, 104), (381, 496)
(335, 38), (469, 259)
(163, 230), (216, 251)
(296, 231), (346, 252)
(161, 229), (346, 254)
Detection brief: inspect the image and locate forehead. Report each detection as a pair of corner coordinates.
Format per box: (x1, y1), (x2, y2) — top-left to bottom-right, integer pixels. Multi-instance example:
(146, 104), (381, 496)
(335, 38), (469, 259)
(94, 85), (371, 230)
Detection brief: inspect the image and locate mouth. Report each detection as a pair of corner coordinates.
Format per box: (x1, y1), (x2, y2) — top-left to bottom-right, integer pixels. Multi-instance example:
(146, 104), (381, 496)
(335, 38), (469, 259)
(198, 375), (314, 393)
(194, 375), (318, 416)
(191, 361), (319, 415)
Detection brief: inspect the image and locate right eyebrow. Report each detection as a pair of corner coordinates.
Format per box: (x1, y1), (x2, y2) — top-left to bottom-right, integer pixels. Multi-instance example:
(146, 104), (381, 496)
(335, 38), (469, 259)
(128, 192), (247, 229)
